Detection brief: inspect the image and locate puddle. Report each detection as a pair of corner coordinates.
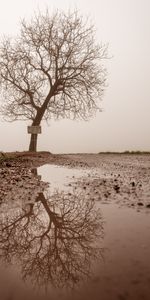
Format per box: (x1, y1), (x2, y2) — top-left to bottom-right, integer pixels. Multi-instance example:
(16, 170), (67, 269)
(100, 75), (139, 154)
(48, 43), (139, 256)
(0, 164), (150, 299)
(37, 164), (91, 191)
(89, 204), (150, 300)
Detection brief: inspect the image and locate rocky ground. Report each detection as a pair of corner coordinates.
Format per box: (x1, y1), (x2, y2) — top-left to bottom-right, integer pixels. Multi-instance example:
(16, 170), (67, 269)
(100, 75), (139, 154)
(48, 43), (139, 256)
(0, 151), (150, 210)
(67, 153), (150, 210)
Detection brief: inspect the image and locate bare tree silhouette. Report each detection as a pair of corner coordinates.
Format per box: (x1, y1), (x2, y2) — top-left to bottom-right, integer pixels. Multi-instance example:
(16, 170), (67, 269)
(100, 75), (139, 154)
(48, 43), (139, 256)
(0, 185), (104, 289)
(0, 10), (107, 151)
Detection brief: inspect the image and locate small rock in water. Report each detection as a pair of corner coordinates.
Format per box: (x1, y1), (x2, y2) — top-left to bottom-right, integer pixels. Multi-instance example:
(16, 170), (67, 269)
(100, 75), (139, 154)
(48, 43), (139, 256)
(146, 204), (150, 208)
(137, 202), (144, 206)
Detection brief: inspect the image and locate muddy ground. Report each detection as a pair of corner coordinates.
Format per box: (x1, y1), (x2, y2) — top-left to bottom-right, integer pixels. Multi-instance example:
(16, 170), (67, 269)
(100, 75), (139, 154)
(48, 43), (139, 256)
(1, 152), (150, 209)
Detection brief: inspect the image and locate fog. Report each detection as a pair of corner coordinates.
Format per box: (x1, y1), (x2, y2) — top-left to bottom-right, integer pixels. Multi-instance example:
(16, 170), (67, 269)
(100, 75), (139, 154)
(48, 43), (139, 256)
(0, 0), (150, 153)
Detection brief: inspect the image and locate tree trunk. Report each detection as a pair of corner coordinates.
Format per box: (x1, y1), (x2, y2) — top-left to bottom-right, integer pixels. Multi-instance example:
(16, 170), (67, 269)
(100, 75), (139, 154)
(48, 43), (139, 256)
(28, 94), (52, 152)
(29, 133), (38, 152)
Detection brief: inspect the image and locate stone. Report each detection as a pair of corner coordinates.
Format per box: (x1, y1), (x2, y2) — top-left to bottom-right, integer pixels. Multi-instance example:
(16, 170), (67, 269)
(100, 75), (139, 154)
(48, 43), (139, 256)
(137, 202), (144, 206)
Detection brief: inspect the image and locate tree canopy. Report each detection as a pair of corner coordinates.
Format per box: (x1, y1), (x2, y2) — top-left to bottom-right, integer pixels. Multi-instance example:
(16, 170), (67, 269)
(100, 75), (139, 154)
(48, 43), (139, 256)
(0, 10), (107, 151)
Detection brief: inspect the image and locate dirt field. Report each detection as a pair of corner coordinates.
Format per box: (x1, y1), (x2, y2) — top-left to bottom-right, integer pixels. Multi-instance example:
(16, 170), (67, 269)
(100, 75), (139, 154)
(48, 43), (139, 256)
(1, 152), (150, 209)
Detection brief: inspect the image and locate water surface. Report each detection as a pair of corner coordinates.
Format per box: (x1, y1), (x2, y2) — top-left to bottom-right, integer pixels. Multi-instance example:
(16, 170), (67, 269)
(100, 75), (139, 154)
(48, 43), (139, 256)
(0, 164), (150, 300)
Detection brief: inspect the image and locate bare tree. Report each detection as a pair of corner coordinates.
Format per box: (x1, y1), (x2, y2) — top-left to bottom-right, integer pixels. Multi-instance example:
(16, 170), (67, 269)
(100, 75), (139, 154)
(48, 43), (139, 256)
(0, 10), (107, 151)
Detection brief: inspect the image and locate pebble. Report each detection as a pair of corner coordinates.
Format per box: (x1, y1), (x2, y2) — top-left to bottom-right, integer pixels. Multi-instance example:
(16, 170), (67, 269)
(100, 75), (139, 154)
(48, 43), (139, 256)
(137, 202), (144, 206)
(146, 204), (150, 208)
(114, 185), (120, 193)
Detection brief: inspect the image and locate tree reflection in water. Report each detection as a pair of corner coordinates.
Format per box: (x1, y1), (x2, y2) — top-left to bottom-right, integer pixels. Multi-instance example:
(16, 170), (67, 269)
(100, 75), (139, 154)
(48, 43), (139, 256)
(0, 168), (104, 290)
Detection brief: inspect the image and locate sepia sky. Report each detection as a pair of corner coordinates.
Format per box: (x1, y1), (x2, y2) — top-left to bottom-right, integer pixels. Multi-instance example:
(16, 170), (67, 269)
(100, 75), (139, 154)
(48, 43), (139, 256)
(0, 0), (150, 153)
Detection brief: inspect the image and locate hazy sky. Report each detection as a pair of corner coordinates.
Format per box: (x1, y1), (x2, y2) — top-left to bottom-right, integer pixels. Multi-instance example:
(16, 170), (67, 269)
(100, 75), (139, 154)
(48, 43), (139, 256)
(0, 0), (150, 153)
